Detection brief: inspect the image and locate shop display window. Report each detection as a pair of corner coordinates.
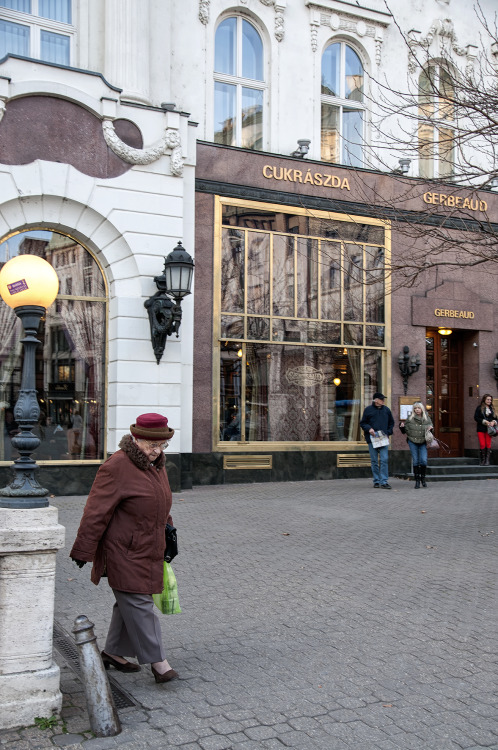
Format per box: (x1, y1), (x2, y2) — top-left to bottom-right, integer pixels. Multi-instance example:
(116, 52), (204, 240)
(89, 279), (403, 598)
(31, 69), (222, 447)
(216, 199), (389, 446)
(0, 229), (106, 462)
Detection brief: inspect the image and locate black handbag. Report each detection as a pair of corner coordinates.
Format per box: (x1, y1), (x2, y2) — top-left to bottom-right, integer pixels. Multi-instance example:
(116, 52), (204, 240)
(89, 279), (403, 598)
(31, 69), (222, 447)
(164, 523), (178, 563)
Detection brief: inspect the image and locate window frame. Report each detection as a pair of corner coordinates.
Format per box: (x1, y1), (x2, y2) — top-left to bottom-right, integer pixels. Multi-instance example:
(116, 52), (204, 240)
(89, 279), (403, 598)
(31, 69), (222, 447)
(213, 14), (267, 150)
(320, 40), (366, 167)
(213, 196), (391, 452)
(0, 0), (74, 65)
(418, 62), (456, 180)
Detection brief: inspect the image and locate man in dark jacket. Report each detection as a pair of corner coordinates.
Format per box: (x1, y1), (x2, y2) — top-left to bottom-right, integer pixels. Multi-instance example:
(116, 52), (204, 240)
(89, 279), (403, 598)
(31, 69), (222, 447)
(360, 392), (395, 489)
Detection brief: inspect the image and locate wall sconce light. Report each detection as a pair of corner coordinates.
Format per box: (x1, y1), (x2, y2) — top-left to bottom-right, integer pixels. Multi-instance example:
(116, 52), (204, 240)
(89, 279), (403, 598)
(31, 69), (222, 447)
(438, 327), (452, 336)
(493, 353), (498, 387)
(333, 377), (341, 386)
(393, 157), (411, 175)
(291, 139), (311, 158)
(397, 345), (421, 395)
(144, 241), (194, 364)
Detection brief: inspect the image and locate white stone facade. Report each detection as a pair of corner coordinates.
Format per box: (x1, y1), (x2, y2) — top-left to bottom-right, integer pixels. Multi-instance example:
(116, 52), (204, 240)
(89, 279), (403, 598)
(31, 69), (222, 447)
(0, 0), (495, 461)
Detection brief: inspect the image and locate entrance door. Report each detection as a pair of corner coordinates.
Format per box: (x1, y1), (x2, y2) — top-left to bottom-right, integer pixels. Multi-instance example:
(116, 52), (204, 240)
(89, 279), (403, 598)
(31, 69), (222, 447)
(426, 330), (463, 456)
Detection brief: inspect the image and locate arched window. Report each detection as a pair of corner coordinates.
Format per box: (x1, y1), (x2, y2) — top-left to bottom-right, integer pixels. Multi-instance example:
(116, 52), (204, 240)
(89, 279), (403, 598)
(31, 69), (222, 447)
(418, 64), (455, 179)
(214, 16), (264, 150)
(321, 41), (365, 166)
(0, 230), (107, 463)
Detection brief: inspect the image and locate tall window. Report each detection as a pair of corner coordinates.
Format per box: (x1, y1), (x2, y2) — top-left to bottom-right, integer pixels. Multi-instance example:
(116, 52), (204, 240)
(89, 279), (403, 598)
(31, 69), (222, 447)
(321, 41), (365, 166)
(214, 16), (264, 150)
(418, 64), (455, 179)
(0, 230), (107, 463)
(216, 199), (388, 446)
(0, 0), (73, 65)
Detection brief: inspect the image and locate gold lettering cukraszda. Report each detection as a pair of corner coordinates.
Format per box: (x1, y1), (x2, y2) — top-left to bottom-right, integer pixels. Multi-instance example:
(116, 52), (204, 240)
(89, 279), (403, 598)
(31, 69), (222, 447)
(263, 164), (350, 191)
(434, 308), (474, 319)
(423, 192), (488, 212)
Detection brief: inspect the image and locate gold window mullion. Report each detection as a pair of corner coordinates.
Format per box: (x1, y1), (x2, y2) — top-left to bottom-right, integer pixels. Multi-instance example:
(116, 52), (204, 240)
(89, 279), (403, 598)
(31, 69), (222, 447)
(317, 239), (322, 320)
(293, 235), (297, 318)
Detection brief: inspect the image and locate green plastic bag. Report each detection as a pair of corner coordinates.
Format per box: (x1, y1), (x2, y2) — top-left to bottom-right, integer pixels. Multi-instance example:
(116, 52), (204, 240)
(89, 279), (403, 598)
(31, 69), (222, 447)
(153, 562), (181, 614)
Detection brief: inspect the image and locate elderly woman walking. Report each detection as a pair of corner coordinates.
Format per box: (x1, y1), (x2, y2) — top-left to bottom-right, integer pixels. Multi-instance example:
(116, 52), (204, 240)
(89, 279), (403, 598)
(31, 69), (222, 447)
(70, 413), (178, 683)
(399, 402), (433, 489)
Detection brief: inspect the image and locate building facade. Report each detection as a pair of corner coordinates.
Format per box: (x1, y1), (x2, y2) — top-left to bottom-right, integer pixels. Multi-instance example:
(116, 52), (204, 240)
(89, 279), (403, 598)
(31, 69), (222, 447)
(0, 0), (497, 491)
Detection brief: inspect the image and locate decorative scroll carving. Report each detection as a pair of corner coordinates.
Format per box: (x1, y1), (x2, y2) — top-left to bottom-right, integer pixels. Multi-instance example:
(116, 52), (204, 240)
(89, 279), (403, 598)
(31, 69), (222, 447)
(407, 18), (476, 74)
(199, 0), (210, 24)
(102, 118), (183, 175)
(309, 5), (386, 60)
(259, 0), (286, 42)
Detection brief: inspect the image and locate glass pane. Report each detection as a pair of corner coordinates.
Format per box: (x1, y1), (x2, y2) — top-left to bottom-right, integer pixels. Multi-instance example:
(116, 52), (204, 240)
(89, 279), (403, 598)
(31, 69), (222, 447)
(365, 246), (384, 323)
(439, 67), (454, 120)
(0, 19), (29, 57)
(219, 343), (242, 441)
(246, 231), (270, 315)
(320, 240), (341, 320)
(418, 122), (435, 179)
(321, 102), (339, 162)
(39, 0), (71, 23)
(308, 321), (340, 345)
(345, 45), (363, 101)
(419, 66), (435, 118)
(272, 233), (294, 317)
(343, 242), (363, 321)
(321, 42), (340, 96)
(365, 325), (384, 346)
(221, 227), (244, 313)
(247, 316), (270, 340)
(344, 324), (363, 346)
(242, 19), (263, 81)
(364, 348), (383, 405)
(40, 30), (69, 65)
(245, 344), (363, 442)
(241, 87), (263, 150)
(296, 237), (318, 319)
(214, 81), (236, 146)
(0, 0), (30, 10)
(343, 108), (363, 167)
(215, 17), (236, 75)
(220, 315), (244, 339)
(439, 126), (454, 177)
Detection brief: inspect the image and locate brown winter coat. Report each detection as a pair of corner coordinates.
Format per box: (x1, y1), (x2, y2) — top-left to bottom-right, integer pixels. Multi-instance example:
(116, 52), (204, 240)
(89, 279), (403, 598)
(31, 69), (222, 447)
(70, 435), (173, 594)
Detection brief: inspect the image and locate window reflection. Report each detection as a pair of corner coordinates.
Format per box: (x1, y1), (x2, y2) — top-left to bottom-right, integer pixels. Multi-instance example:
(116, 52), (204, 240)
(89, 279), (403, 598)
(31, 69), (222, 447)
(218, 204), (388, 443)
(0, 230), (106, 462)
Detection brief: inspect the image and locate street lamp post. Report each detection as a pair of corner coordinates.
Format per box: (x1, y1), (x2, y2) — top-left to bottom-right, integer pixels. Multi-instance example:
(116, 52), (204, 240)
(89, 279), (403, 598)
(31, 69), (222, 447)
(0, 253), (65, 729)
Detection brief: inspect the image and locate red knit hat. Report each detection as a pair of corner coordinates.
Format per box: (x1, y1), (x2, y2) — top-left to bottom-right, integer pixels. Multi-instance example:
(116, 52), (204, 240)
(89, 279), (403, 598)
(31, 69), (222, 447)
(130, 413), (175, 440)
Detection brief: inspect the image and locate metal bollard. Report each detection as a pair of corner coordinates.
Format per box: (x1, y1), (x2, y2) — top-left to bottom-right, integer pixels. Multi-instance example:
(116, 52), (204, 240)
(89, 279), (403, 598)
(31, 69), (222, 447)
(72, 615), (121, 737)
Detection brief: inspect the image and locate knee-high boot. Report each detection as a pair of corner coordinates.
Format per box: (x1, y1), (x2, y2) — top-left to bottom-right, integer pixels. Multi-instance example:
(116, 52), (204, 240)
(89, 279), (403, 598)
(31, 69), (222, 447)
(414, 466), (420, 489)
(485, 448), (491, 466)
(479, 449), (486, 466)
(420, 465), (427, 488)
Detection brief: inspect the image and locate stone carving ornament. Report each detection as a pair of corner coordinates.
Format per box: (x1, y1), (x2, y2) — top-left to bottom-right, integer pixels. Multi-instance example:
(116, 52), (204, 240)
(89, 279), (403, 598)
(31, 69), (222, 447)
(407, 18), (477, 75)
(102, 118), (184, 175)
(199, 0), (286, 42)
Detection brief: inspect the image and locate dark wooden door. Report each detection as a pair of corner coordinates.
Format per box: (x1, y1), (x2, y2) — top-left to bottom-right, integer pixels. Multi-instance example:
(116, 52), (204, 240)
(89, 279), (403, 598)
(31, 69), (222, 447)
(426, 330), (463, 456)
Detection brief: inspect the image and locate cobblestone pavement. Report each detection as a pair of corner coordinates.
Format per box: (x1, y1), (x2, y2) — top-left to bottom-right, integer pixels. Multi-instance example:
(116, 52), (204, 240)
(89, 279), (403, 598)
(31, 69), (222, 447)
(1, 477), (498, 750)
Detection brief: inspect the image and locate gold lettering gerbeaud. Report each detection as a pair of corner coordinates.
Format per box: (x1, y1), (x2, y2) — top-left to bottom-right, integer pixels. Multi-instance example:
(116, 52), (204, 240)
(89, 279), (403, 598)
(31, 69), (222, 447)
(263, 165), (350, 191)
(423, 192), (488, 213)
(434, 308), (475, 319)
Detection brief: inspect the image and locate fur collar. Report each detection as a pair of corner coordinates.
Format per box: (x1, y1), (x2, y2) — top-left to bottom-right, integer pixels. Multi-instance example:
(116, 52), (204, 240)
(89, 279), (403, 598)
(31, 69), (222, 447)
(118, 434), (166, 471)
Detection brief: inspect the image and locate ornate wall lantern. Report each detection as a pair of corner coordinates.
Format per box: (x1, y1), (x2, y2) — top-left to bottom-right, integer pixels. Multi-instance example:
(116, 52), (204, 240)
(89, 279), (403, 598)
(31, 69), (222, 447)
(144, 241), (194, 364)
(0, 254), (59, 508)
(397, 345), (421, 395)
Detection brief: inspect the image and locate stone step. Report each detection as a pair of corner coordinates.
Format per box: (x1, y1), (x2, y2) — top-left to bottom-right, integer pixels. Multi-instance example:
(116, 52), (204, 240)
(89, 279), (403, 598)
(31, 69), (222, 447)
(427, 457), (479, 466)
(426, 464), (496, 475)
(395, 472), (498, 482)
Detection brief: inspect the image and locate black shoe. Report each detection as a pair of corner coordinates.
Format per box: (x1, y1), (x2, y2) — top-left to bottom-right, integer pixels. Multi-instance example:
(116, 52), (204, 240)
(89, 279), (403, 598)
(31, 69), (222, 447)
(151, 665), (179, 683)
(381, 483), (392, 489)
(101, 651), (141, 672)
(374, 483), (380, 488)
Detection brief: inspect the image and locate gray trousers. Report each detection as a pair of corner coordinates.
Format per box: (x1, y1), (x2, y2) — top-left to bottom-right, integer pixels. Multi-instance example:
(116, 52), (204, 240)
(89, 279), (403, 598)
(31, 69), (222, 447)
(104, 590), (166, 664)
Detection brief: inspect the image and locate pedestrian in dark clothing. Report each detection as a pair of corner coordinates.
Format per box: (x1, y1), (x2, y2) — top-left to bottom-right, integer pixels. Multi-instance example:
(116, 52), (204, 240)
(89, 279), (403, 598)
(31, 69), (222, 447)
(360, 392), (394, 488)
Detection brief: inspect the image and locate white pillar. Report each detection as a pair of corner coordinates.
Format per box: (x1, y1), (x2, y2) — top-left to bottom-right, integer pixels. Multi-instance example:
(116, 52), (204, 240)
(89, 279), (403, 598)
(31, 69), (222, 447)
(105, 0), (150, 103)
(0, 507), (65, 729)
